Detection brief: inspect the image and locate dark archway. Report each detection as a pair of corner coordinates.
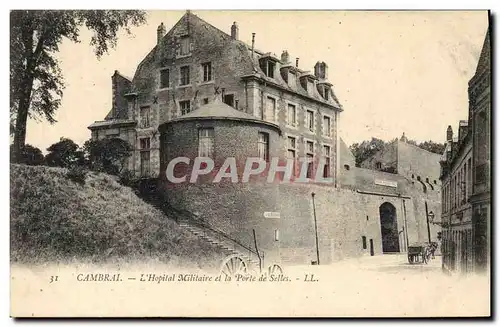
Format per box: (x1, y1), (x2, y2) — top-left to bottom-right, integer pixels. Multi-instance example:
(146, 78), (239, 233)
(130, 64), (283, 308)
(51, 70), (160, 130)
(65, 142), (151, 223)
(379, 202), (400, 253)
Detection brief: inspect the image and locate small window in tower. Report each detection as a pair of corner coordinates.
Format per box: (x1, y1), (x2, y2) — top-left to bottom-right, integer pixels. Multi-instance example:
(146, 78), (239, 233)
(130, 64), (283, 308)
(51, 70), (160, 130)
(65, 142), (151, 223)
(344, 164), (350, 171)
(376, 162), (382, 169)
(362, 236), (367, 250)
(203, 98), (209, 105)
(434, 180), (437, 185)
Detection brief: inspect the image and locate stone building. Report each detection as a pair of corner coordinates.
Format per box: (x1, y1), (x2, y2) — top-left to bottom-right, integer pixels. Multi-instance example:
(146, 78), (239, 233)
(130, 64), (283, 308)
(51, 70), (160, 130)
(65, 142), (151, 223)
(441, 27), (491, 275)
(88, 12), (442, 267)
(89, 11), (342, 182)
(440, 122), (473, 274)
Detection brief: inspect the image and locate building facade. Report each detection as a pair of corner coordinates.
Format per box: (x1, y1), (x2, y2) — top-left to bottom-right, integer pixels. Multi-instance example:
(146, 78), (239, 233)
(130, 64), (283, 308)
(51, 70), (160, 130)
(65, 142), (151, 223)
(440, 123), (473, 274)
(88, 11), (342, 183)
(440, 27), (491, 275)
(88, 12), (443, 267)
(469, 28), (491, 274)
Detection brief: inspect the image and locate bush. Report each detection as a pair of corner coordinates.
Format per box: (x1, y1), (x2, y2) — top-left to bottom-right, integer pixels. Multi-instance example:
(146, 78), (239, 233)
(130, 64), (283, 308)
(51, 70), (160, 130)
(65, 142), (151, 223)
(66, 165), (87, 185)
(83, 138), (133, 175)
(119, 169), (139, 187)
(10, 144), (44, 165)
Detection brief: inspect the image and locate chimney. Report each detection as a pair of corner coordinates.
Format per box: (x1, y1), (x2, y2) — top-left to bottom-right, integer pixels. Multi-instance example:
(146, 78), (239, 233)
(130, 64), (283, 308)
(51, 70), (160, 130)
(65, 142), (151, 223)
(295, 58), (299, 68)
(281, 50), (290, 64)
(251, 33), (255, 58)
(446, 125), (453, 142)
(157, 22), (166, 44)
(314, 61), (328, 80)
(231, 22), (239, 40)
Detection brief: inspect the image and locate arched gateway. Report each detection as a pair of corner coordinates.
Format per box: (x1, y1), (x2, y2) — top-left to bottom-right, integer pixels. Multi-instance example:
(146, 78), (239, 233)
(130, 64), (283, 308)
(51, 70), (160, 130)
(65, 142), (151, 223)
(379, 202), (400, 253)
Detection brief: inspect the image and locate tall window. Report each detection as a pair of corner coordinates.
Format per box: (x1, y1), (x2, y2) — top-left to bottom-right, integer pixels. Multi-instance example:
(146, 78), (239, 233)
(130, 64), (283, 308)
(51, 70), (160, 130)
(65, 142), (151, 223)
(323, 115), (331, 137)
(140, 106), (151, 128)
(287, 136), (297, 176)
(258, 132), (269, 161)
(180, 100), (191, 115)
(179, 36), (190, 56)
(323, 145), (331, 178)
(199, 128), (214, 158)
(266, 97), (276, 122)
(180, 66), (190, 86)
(306, 140), (314, 178)
(306, 110), (314, 132)
(140, 151), (150, 177)
(202, 62), (212, 82)
(287, 104), (297, 127)
(140, 137), (151, 177)
(160, 69), (170, 89)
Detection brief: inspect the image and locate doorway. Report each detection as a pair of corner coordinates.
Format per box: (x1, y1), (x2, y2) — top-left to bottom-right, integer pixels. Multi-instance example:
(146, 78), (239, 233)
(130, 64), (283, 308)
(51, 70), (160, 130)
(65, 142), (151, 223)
(379, 202), (400, 253)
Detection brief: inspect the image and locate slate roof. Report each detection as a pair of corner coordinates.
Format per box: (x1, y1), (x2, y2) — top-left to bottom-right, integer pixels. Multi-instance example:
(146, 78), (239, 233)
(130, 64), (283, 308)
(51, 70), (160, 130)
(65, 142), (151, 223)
(163, 99), (281, 131)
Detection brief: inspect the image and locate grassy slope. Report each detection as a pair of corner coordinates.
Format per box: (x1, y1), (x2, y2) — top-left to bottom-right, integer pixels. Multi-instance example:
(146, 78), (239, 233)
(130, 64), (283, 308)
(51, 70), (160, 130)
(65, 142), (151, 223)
(10, 164), (225, 271)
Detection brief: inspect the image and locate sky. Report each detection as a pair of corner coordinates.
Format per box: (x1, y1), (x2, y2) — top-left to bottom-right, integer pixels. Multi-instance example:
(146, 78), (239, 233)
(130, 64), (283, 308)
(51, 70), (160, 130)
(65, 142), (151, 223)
(24, 10), (489, 152)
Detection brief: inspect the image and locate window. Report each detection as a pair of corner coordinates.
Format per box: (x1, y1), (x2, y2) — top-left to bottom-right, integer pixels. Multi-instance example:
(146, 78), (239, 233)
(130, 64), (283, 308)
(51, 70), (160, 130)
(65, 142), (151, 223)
(306, 140), (314, 178)
(198, 128), (214, 158)
(362, 236), (367, 250)
(140, 137), (150, 150)
(306, 110), (314, 132)
(180, 66), (190, 86)
(140, 151), (150, 177)
(203, 98), (209, 105)
(202, 62), (212, 82)
(260, 59), (275, 78)
(287, 136), (297, 176)
(140, 106), (151, 128)
(179, 36), (190, 56)
(324, 86), (330, 100)
(180, 100), (191, 115)
(258, 132), (269, 161)
(323, 145), (331, 178)
(344, 164), (350, 171)
(376, 162), (382, 169)
(287, 103), (297, 127)
(223, 94), (235, 108)
(266, 97), (276, 122)
(160, 69), (170, 89)
(323, 115), (331, 137)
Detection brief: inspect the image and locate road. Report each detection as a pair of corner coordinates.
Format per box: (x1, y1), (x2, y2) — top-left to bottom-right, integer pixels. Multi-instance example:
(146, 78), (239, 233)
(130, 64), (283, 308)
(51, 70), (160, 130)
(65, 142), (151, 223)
(283, 254), (490, 317)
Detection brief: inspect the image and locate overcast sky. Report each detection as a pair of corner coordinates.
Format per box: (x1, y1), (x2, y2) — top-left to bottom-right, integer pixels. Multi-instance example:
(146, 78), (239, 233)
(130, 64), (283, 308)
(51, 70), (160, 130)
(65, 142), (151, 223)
(24, 10), (489, 152)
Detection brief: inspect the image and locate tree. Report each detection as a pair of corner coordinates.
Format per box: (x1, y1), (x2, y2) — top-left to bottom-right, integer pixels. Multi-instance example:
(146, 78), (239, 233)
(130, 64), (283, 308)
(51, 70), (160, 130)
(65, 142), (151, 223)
(349, 137), (387, 167)
(10, 10), (147, 162)
(416, 141), (446, 155)
(45, 137), (84, 168)
(83, 138), (133, 175)
(10, 144), (44, 166)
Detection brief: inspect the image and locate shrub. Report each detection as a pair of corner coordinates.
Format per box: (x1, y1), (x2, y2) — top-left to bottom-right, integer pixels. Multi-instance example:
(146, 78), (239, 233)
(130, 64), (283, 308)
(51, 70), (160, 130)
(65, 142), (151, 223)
(66, 165), (87, 185)
(10, 144), (44, 165)
(119, 169), (139, 187)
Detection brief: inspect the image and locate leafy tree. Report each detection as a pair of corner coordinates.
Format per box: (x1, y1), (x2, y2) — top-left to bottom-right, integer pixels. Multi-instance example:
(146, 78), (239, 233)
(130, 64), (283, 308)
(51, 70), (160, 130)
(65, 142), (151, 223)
(10, 144), (44, 166)
(83, 138), (133, 175)
(416, 140), (446, 155)
(349, 137), (387, 167)
(45, 137), (84, 168)
(10, 10), (147, 162)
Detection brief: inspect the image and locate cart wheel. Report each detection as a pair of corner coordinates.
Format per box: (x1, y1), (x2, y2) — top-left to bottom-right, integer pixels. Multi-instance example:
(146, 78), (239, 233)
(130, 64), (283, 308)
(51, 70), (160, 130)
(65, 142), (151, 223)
(220, 255), (248, 278)
(268, 264), (283, 276)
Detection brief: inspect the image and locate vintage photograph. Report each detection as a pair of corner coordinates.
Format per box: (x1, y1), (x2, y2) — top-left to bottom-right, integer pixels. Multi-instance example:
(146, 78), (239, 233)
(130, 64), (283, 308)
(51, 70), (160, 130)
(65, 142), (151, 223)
(9, 10), (491, 317)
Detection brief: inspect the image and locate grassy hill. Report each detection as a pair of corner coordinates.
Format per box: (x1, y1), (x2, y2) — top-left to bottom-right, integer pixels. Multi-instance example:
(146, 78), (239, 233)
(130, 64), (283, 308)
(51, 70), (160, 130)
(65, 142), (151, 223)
(10, 164), (226, 271)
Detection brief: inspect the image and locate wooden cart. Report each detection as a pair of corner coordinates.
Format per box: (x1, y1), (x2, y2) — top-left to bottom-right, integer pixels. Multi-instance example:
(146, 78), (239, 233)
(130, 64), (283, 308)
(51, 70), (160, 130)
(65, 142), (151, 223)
(408, 244), (428, 264)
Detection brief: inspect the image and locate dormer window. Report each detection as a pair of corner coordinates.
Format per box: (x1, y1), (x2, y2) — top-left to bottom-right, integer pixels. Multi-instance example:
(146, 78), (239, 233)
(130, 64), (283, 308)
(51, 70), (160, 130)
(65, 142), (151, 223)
(260, 60), (275, 78)
(259, 55), (278, 78)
